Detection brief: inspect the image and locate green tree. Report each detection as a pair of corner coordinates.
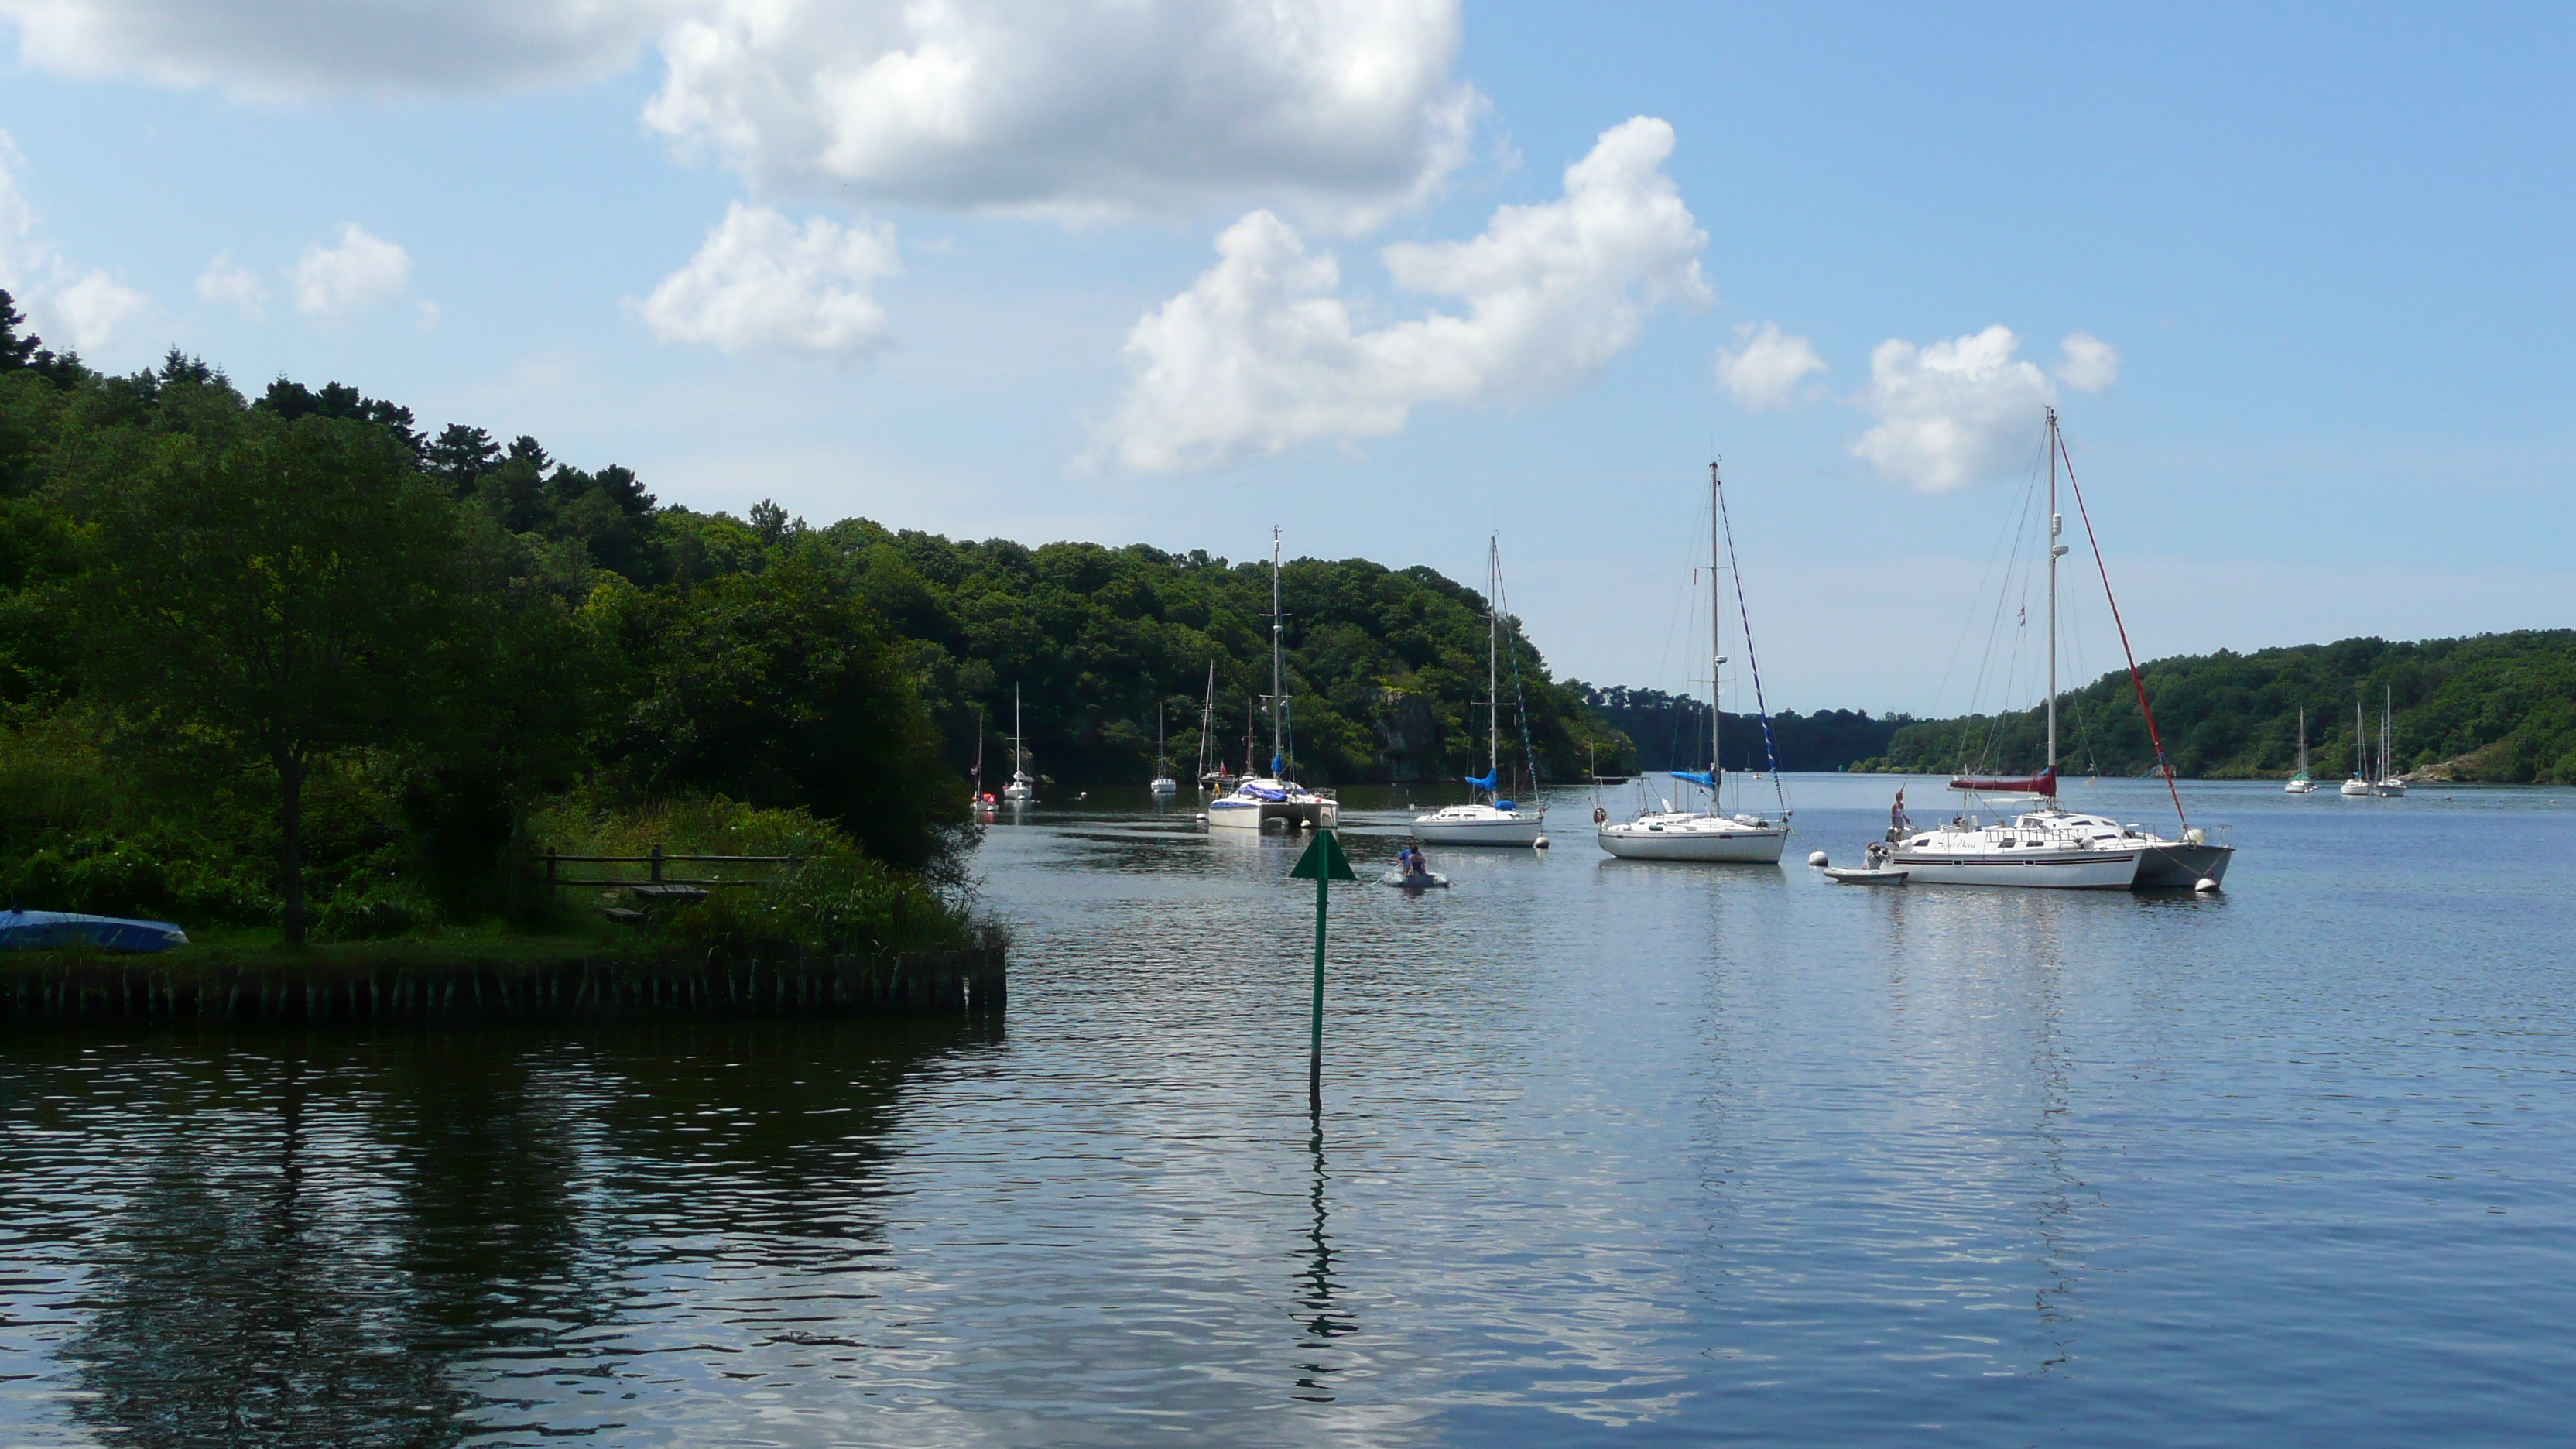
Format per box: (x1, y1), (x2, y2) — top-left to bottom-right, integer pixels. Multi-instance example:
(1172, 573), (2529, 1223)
(87, 416), (466, 943)
(591, 555), (965, 876)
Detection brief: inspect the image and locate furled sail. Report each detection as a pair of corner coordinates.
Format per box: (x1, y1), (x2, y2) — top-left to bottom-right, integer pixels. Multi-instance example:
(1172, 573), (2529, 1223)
(1947, 767), (2057, 797)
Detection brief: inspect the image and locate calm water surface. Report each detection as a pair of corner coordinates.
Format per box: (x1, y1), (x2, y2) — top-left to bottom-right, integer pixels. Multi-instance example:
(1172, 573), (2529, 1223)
(2, 776), (2572, 1446)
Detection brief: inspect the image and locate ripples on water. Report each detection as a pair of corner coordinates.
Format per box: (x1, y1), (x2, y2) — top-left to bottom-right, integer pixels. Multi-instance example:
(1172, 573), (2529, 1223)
(2, 776), (2571, 1446)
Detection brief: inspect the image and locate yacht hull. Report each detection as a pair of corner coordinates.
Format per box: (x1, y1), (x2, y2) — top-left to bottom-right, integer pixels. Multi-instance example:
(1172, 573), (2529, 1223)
(2137, 842), (2233, 887)
(1207, 798), (1338, 831)
(1413, 814), (1545, 846)
(1597, 825), (1789, 863)
(1895, 848), (2143, 889)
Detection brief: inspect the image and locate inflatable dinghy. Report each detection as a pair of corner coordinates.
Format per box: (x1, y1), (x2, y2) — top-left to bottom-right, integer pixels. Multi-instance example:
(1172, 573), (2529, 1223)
(1379, 870), (1451, 890)
(1820, 867), (1908, 886)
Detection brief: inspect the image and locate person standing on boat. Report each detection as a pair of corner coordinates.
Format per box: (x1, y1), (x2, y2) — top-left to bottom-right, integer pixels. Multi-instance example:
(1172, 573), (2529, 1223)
(1889, 787), (1911, 840)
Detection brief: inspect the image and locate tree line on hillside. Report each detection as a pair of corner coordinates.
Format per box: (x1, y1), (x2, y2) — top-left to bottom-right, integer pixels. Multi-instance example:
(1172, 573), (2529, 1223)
(1848, 632), (2576, 783)
(0, 303), (1629, 943)
(1574, 684), (1915, 774)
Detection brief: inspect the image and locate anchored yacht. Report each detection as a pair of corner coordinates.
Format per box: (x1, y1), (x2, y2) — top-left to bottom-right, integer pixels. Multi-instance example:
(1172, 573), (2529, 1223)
(1205, 528), (1338, 833)
(1415, 536), (1547, 847)
(1888, 409), (2231, 890)
(1598, 461), (1790, 865)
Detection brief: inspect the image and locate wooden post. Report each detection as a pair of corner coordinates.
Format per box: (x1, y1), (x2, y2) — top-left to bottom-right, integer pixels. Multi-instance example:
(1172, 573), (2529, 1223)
(651, 843), (663, 884)
(545, 845), (557, 889)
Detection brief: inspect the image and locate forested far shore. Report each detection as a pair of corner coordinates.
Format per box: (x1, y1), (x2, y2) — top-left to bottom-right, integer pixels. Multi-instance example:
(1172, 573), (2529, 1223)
(1845, 631), (2576, 784)
(0, 311), (1625, 943)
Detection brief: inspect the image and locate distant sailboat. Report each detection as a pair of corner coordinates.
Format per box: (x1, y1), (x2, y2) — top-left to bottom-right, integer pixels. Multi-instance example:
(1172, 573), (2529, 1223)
(1414, 536), (1547, 847)
(1205, 529), (1338, 831)
(2285, 707), (2317, 793)
(2341, 692), (2372, 796)
(1003, 685), (1035, 804)
(971, 711), (997, 814)
(2374, 686), (2407, 796)
(1194, 662), (1231, 790)
(1149, 701), (1177, 796)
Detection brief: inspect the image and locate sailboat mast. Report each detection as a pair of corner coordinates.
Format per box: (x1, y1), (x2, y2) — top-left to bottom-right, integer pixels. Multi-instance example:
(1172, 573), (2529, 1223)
(1269, 526), (1284, 776)
(1488, 534), (1501, 791)
(1198, 660), (1215, 779)
(2046, 408), (2062, 779)
(1708, 462), (1724, 794)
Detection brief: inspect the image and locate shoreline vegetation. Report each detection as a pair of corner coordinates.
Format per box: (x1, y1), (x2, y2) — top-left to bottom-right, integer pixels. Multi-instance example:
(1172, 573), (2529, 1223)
(1841, 631), (2576, 784)
(2, 312), (2569, 962)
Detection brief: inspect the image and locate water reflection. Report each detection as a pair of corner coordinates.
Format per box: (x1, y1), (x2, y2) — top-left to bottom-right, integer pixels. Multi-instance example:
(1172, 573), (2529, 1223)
(1290, 1112), (1356, 1403)
(5, 1021), (999, 1447)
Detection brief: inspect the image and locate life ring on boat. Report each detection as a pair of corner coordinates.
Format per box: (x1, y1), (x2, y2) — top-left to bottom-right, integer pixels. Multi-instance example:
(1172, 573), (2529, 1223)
(1591, 806), (1608, 825)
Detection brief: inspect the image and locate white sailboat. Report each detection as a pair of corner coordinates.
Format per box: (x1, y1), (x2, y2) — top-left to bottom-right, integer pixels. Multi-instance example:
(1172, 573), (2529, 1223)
(1002, 685), (1035, 804)
(1206, 529), (1338, 832)
(1149, 701), (1177, 795)
(2374, 687), (2407, 796)
(970, 711), (997, 814)
(1414, 536), (1547, 847)
(1598, 462), (1790, 864)
(2341, 693), (2372, 796)
(2285, 707), (2317, 793)
(1888, 408), (2230, 890)
(1194, 662), (1231, 790)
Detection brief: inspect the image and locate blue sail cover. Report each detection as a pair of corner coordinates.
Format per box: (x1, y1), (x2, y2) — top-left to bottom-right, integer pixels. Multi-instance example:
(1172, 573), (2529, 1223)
(1464, 770), (1498, 791)
(1669, 769), (1715, 789)
(0, 909), (188, 952)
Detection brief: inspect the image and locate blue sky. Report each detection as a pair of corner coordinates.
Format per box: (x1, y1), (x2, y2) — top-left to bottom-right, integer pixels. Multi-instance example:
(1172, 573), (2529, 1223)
(1, 1), (2567, 713)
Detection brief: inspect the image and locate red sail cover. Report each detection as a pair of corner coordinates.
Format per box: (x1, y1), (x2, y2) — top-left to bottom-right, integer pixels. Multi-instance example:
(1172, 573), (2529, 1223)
(1947, 767), (2057, 796)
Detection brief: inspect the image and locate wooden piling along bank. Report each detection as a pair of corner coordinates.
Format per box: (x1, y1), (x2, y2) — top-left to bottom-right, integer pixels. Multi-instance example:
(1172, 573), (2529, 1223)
(0, 947), (1005, 1027)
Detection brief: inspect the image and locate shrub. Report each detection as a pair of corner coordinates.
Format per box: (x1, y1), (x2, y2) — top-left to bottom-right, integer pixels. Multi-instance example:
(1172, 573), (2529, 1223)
(311, 882), (433, 938)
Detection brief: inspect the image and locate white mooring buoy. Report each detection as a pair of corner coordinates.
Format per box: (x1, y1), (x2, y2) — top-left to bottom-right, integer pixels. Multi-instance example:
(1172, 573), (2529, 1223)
(2194, 877), (2221, 892)
(1533, 835), (1550, 851)
(1194, 813), (1207, 823)
(1808, 851), (1830, 867)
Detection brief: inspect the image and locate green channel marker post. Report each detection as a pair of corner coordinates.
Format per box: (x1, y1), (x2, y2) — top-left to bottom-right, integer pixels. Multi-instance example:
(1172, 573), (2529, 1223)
(1288, 827), (1358, 1112)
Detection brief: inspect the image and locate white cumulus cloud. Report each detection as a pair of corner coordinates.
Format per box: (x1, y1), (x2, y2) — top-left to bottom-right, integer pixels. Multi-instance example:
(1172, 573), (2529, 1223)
(643, 0), (1479, 227)
(291, 224), (412, 319)
(1714, 322), (1824, 411)
(4, 1), (1482, 225)
(0, 0), (682, 98)
(1848, 325), (2057, 492)
(1104, 116), (1708, 472)
(0, 131), (150, 354)
(49, 269), (147, 350)
(2055, 331), (2119, 392)
(196, 253), (265, 319)
(636, 202), (899, 358)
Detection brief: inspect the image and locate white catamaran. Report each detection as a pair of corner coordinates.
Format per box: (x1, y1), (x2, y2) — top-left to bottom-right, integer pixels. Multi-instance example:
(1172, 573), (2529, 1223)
(1598, 462), (1791, 864)
(1414, 536), (1547, 847)
(1206, 529), (1338, 832)
(1888, 408), (2232, 890)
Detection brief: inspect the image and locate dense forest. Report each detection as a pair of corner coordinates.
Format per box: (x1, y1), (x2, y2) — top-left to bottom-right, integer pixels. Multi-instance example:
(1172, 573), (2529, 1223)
(1574, 684), (1913, 773)
(1848, 632), (2576, 783)
(0, 300), (1624, 944)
